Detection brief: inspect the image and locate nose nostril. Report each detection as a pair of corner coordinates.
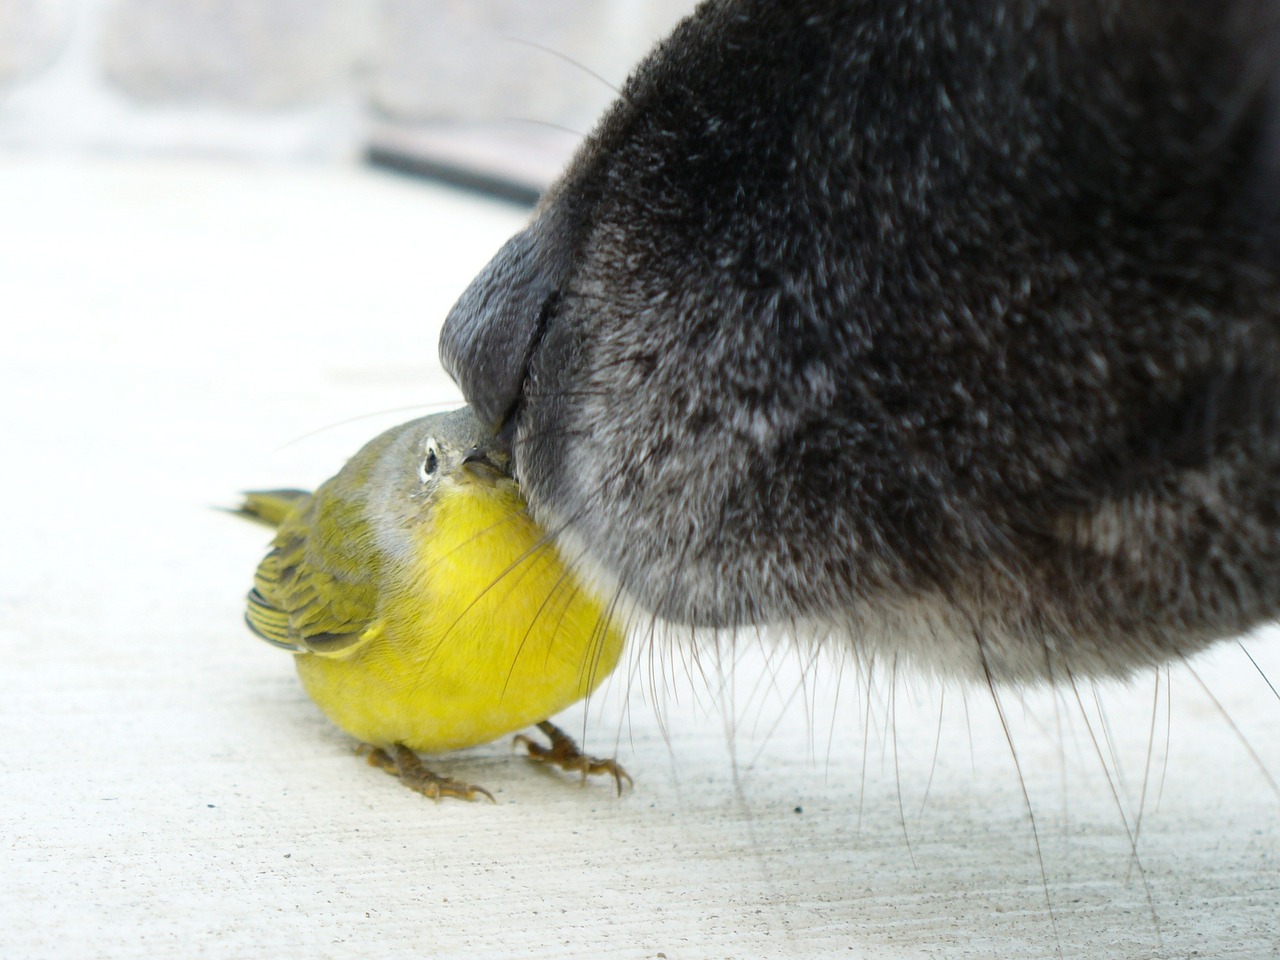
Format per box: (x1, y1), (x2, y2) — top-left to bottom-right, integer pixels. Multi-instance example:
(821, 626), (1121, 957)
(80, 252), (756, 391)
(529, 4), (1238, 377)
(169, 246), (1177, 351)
(440, 224), (569, 432)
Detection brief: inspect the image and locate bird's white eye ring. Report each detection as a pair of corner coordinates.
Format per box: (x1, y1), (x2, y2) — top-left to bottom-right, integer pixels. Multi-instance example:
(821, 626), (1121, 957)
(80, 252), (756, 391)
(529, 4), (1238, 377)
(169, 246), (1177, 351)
(419, 440), (440, 482)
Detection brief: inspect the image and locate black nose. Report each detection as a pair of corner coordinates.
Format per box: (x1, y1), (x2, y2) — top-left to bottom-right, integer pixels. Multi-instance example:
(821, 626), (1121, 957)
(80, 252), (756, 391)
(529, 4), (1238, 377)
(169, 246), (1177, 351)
(440, 216), (572, 431)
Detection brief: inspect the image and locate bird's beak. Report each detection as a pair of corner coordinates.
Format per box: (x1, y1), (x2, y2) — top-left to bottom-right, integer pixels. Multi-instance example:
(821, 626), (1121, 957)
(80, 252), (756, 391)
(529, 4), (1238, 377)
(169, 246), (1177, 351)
(461, 437), (512, 478)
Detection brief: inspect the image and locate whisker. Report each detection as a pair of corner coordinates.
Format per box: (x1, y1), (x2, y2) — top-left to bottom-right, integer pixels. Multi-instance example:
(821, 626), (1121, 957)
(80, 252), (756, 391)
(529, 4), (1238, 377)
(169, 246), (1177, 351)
(1184, 659), (1280, 799)
(823, 635), (848, 779)
(1237, 636), (1280, 701)
(501, 116), (592, 140)
(272, 402), (454, 451)
(976, 626), (1062, 957)
(1067, 676), (1159, 936)
(856, 650), (876, 835)
(499, 552), (581, 697)
(1157, 664), (1172, 813)
(499, 36), (623, 96)
(1126, 672), (1163, 887)
(889, 655), (916, 868)
(744, 630), (821, 774)
(917, 686), (946, 819)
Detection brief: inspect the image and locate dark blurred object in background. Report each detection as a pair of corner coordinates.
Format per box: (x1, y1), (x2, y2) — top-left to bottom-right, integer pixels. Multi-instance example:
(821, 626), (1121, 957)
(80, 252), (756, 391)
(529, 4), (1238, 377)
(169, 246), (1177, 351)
(0, 0), (694, 201)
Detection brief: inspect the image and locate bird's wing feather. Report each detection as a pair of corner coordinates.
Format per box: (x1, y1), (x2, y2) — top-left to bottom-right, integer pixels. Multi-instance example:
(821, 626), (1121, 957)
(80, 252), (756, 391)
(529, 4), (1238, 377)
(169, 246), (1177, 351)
(243, 486), (381, 658)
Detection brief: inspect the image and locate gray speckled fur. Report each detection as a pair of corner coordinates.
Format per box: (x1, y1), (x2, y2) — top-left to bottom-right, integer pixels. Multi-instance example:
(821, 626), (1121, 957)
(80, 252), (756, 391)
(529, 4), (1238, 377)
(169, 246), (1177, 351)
(443, 0), (1280, 681)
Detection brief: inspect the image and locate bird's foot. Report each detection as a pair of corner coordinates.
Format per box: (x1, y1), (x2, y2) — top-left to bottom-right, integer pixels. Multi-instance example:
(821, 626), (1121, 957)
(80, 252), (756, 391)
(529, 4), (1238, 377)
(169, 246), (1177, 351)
(363, 744), (495, 803)
(514, 720), (632, 796)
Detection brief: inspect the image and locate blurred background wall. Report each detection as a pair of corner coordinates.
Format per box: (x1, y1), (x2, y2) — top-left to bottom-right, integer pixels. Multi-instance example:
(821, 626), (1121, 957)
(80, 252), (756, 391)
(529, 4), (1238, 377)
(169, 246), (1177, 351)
(0, 0), (696, 194)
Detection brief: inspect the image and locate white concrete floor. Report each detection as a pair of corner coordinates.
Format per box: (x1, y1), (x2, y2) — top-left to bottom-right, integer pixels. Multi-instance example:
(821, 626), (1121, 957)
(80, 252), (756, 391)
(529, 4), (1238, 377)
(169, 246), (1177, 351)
(2, 156), (1278, 960)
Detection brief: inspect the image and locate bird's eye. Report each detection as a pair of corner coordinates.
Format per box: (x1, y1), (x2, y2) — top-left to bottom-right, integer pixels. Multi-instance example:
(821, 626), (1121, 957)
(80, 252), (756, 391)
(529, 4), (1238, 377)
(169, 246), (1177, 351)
(419, 441), (440, 482)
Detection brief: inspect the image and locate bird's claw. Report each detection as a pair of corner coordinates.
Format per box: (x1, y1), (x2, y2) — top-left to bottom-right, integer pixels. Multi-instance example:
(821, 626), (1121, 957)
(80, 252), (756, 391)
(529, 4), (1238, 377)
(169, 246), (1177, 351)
(515, 721), (632, 796)
(363, 744), (495, 803)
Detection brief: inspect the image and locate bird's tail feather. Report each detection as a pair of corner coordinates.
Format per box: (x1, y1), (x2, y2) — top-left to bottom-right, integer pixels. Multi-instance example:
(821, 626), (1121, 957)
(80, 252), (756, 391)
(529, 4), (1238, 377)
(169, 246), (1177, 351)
(234, 489), (311, 528)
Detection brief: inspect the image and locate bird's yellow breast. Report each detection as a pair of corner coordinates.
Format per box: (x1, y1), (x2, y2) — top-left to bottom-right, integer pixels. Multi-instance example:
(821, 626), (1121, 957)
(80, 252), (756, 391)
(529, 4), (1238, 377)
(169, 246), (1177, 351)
(294, 477), (625, 752)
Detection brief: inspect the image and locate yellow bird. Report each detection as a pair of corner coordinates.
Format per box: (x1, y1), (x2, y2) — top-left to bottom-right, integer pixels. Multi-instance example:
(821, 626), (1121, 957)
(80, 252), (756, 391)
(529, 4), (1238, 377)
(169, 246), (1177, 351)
(237, 406), (628, 801)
